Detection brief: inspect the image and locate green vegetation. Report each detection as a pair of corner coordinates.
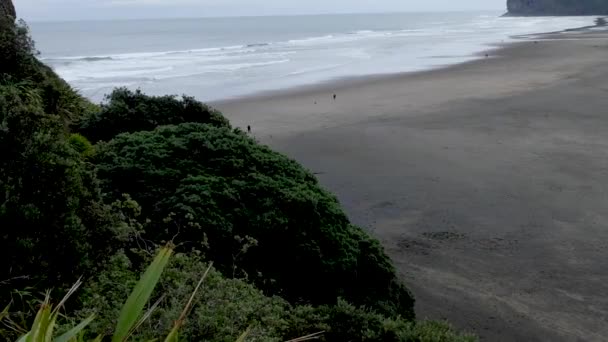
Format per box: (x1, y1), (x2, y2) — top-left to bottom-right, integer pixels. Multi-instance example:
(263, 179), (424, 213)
(92, 121), (413, 317)
(0, 7), (474, 341)
(78, 88), (229, 143)
(0, 79), (124, 293)
(9, 247), (474, 342)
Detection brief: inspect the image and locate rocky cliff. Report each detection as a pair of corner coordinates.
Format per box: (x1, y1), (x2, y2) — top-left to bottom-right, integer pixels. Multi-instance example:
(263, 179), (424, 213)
(0, 0), (15, 18)
(507, 0), (608, 16)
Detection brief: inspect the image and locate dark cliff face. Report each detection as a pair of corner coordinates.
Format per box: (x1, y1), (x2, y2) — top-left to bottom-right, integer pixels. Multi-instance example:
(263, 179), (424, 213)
(0, 0), (16, 18)
(507, 0), (608, 16)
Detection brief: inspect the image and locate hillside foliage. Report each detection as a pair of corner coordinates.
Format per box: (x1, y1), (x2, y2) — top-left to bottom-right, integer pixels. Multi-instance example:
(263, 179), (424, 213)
(94, 122), (414, 317)
(78, 88), (230, 142)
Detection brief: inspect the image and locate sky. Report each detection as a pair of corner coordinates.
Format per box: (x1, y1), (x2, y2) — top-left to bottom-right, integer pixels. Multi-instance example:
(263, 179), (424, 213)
(16, 0), (507, 21)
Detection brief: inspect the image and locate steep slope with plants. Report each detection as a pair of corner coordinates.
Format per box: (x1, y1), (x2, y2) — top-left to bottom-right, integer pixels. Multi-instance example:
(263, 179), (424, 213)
(0, 2), (474, 341)
(0, 10), (124, 294)
(92, 118), (413, 316)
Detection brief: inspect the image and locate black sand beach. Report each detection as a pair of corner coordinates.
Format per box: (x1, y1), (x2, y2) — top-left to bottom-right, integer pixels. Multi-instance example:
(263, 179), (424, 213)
(215, 30), (608, 341)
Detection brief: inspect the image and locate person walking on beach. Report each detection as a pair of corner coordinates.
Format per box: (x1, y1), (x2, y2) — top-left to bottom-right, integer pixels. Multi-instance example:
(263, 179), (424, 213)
(247, 125), (251, 134)
(333, 94), (337, 100)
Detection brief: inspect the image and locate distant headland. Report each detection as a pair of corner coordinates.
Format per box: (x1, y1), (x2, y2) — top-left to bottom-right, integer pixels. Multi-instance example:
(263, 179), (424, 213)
(506, 0), (608, 16)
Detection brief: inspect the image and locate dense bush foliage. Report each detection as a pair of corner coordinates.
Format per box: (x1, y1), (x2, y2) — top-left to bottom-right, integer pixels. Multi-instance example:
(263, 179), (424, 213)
(75, 250), (290, 341)
(0, 83), (124, 294)
(78, 88), (230, 142)
(94, 123), (414, 318)
(74, 250), (472, 342)
(288, 300), (476, 342)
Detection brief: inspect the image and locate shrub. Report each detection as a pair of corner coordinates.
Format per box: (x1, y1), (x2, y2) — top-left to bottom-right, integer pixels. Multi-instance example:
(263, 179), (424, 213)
(94, 123), (414, 318)
(6, 246), (179, 342)
(78, 88), (230, 143)
(75, 249), (471, 342)
(285, 300), (475, 342)
(69, 133), (94, 157)
(78, 250), (291, 341)
(9, 248), (474, 342)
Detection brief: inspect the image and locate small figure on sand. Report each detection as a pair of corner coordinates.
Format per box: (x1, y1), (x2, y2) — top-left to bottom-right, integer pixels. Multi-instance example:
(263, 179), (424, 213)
(333, 94), (337, 100)
(247, 125), (251, 134)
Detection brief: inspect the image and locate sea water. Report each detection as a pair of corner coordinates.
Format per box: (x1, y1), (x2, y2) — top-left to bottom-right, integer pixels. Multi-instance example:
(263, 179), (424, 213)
(30, 12), (596, 101)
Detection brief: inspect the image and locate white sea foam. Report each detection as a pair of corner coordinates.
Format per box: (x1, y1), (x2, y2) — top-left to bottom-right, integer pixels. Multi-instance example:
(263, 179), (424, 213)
(32, 13), (597, 101)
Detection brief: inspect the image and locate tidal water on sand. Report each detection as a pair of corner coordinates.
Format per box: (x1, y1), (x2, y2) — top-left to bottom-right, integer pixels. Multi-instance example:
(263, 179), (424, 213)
(30, 12), (595, 101)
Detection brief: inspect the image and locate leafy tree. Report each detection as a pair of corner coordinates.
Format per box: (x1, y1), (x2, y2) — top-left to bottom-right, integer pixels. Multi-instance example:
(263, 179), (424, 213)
(78, 88), (230, 143)
(94, 123), (415, 318)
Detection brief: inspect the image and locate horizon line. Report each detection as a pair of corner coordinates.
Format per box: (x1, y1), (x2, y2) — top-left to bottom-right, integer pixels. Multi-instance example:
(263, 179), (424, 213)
(25, 9), (506, 24)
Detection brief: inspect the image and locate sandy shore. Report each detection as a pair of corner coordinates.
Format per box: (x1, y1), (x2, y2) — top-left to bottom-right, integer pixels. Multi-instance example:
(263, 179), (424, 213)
(214, 30), (608, 341)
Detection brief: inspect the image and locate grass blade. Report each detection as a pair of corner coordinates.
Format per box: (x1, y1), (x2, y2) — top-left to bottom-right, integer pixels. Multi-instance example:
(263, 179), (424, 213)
(285, 331), (325, 342)
(29, 294), (52, 342)
(0, 304), (9, 321)
(43, 280), (84, 342)
(163, 328), (178, 342)
(52, 279), (83, 315)
(176, 263), (212, 324)
(16, 332), (29, 342)
(112, 245), (173, 342)
(164, 263), (213, 342)
(125, 295), (165, 340)
(54, 314), (95, 342)
(0, 303), (27, 335)
(236, 326), (251, 342)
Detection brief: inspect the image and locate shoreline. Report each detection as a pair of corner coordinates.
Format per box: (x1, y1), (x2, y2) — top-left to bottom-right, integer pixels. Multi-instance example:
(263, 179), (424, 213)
(213, 25), (607, 139)
(211, 42), (510, 105)
(38, 14), (597, 103)
(213, 40), (527, 137)
(215, 28), (608, 341)
(211, 24), (604, 110)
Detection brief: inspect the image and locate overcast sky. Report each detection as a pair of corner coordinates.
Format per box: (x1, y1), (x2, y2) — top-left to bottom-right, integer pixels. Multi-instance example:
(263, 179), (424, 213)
(16, 0), (507, 21)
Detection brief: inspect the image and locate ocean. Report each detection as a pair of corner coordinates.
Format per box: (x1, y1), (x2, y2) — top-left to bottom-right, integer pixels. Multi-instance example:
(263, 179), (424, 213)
(30, 12), (596, 102)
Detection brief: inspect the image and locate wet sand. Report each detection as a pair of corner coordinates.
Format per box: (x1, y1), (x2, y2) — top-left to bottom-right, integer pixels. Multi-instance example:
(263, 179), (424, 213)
(214, 30), (608, 341)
